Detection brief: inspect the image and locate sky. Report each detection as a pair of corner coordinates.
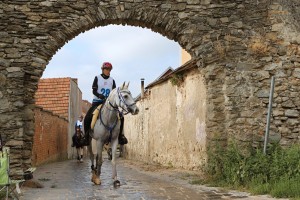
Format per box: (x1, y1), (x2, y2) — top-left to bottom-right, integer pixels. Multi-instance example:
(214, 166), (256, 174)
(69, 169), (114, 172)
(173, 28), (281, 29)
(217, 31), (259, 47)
(42, 25), (181, 101)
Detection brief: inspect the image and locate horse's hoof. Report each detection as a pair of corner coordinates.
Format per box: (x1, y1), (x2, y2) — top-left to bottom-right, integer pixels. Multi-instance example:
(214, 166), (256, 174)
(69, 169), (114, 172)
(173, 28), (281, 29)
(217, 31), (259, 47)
(91, 171), (97, 182)
(93, 177), (101, 185)
(113, 180), (120, 187)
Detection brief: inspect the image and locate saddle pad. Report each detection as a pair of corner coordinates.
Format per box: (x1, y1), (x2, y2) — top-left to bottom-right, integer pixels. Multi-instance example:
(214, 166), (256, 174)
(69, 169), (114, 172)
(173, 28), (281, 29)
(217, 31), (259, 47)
(91, 104), (102, 130)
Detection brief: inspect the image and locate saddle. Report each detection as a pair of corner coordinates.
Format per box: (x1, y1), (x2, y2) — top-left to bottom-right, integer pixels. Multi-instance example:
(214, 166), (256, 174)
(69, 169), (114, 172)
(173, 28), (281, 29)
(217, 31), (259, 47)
(91, 104), (123, 130)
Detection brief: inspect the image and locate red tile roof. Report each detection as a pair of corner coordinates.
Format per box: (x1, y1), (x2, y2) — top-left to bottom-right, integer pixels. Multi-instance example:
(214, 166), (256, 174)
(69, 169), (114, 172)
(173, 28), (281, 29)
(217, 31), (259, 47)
(35, 78), (72, 120)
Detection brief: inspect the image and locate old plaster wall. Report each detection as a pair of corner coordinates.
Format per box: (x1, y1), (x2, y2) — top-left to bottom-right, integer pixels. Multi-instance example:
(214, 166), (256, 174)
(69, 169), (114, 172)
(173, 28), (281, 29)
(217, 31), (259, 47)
(124, 68), (207, 170)
(0, 0), (299, 174)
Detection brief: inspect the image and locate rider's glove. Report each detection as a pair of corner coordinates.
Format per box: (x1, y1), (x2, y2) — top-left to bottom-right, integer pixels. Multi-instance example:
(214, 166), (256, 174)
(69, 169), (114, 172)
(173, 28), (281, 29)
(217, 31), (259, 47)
(97, 94), (105, 99)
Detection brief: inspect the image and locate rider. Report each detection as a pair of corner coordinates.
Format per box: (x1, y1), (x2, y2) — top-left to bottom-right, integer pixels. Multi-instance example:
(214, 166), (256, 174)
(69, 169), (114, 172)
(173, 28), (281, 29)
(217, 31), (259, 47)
(72, 126), (85, 162)
(92, 62), (116, 107)
(75, 115), (83, 132)
(84, 62), (128, 145)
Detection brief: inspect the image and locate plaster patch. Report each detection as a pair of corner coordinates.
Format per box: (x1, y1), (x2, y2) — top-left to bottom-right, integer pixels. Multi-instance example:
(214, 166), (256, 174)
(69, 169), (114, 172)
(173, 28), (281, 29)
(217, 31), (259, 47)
(195, 118), (206, 147)
(176, 89), (183, 107)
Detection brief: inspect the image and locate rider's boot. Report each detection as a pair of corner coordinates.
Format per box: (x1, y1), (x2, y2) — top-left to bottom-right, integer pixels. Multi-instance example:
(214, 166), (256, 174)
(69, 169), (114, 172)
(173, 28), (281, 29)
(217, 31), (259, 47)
(89, 128), (94, 135)
(118, 133), (128, 145)
(118, 115), (128, 145)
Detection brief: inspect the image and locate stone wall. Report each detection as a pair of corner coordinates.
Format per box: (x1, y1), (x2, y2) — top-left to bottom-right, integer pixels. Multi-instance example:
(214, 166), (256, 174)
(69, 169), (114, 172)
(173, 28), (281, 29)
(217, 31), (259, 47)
(0, 0), (300, 174)
(32, 107), (68, 166)
(217, 1), (300, 150)
(124, 68), (207, 170)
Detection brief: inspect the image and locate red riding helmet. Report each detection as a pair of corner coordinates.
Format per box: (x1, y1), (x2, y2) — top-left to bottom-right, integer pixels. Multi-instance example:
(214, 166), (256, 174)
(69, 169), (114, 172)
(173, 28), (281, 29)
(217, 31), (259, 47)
(101, 62), (113, 70)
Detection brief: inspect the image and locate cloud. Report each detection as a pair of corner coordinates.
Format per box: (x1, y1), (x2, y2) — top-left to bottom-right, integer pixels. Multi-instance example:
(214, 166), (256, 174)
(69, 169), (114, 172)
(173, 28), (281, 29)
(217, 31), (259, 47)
(43, 25), (180, 101)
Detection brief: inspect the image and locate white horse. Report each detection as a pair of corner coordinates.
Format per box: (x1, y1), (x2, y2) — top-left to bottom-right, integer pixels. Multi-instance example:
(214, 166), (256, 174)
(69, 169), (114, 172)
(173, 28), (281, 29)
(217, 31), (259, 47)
(86, 82), (139, 186)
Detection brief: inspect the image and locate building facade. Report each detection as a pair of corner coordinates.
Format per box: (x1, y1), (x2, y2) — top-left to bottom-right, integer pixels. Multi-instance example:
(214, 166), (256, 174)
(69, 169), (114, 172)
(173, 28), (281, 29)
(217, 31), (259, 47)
(35, 78), (82, 160)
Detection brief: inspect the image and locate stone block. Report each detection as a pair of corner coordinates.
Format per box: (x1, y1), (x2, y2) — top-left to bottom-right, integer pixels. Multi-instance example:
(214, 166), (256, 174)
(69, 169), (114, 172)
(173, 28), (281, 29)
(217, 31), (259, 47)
(200, 0), (210, 5)
(0, 98), (10, 112)
(273, 109), (284, 116)
(220, 17), (229, 23)
(6, 140), (24, 146)
(268, 130), (282, 142)
(236, 62), (257, 71)
(292, 68), (300, 78)
(257, 89), (269, 98)
(272, 23), (284, 31)
(6, 67), (22, 73)
(286, 118), (299, 126)
(0, 74), (7, 86)
(285, 109), (299, 117)
(281, 100), (295, 108)
(187, 0), (200, 4)
(0, 58), (11, 68)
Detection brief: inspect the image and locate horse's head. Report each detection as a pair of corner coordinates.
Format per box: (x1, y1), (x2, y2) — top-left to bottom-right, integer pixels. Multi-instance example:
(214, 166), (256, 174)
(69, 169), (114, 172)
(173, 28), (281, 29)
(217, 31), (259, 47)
(111, 82), (139, 115)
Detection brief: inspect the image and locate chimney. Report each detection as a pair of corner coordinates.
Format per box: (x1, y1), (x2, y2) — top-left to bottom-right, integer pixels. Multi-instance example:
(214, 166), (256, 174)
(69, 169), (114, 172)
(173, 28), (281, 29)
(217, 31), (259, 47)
(141, 78), (145, 99)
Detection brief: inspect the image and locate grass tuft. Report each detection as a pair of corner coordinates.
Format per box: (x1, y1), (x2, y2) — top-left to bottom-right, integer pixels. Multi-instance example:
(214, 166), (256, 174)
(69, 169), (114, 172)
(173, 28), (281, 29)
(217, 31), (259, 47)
(204, 143), (300, 199)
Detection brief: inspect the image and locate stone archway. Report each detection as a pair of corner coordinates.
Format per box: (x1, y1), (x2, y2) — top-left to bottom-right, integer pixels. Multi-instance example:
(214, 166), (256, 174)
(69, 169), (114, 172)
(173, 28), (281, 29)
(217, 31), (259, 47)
(1, 0), (300, 175)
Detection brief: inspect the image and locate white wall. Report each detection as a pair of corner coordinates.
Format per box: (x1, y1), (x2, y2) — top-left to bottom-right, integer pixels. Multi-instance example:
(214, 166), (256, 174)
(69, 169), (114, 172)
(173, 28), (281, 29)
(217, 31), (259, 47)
(124, 68), (207, 170)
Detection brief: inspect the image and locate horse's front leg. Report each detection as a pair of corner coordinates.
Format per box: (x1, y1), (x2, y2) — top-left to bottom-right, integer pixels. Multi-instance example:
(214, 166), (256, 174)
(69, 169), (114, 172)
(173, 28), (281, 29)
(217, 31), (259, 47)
(88, 141), (95, 170)
(88, 139), (99, 183)
(93, 141), (104, 185)
(111, 138), (120, 187)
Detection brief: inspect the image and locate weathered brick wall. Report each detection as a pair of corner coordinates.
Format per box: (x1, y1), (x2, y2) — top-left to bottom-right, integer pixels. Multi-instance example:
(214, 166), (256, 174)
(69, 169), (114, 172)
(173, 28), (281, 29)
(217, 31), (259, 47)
(32, 107), (68, 166)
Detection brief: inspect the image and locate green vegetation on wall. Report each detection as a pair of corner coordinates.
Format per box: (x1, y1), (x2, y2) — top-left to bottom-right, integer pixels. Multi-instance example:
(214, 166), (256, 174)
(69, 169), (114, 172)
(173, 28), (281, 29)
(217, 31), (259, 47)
(170, 73), (184, 86)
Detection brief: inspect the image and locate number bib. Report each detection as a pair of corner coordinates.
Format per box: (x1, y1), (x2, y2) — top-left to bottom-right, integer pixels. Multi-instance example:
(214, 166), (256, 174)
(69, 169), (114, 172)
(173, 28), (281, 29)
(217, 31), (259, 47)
(93, 75), (114, 100)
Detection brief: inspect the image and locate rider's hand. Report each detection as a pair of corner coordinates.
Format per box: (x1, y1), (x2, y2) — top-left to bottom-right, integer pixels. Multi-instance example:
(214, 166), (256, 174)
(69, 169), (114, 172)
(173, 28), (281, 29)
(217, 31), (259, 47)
(98, 94), (105, 99)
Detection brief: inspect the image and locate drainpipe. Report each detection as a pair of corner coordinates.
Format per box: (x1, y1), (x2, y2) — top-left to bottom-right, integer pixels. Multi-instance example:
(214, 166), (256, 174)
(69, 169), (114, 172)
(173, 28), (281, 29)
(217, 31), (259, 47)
(263, 76), (275, 155)
(141, 78), (145, 99)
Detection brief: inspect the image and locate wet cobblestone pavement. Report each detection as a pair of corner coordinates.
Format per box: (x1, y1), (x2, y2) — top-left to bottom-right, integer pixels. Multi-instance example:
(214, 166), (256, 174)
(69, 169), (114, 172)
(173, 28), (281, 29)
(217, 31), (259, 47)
(20, 155), (289, 200)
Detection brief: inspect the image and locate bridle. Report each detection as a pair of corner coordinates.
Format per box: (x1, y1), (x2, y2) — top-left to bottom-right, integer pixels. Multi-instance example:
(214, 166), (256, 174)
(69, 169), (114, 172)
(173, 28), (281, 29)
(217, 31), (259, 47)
(117, 87), (136, 114)
(106, 87), (136, 115)
(99, 87), (136, 135)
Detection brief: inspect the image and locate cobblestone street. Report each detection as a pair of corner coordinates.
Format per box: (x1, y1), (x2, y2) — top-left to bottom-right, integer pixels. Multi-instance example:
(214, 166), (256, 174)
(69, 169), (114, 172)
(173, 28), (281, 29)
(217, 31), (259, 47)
(20, 154), (288, 200)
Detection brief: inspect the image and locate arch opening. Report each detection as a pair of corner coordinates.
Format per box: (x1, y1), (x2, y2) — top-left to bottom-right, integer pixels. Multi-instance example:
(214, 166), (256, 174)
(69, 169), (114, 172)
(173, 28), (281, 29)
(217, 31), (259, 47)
(32, 23), (206, 169)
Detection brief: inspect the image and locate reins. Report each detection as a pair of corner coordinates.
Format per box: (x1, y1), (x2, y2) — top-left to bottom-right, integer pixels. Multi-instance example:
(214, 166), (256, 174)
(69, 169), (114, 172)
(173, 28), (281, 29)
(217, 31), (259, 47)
(99, 105), (118, 133)
(98, 87), (135, 142)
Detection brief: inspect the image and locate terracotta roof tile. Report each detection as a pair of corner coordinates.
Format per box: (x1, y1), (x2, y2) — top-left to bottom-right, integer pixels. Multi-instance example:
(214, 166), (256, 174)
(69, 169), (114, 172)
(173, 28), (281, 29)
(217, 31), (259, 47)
(35, 77), (72, 119)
